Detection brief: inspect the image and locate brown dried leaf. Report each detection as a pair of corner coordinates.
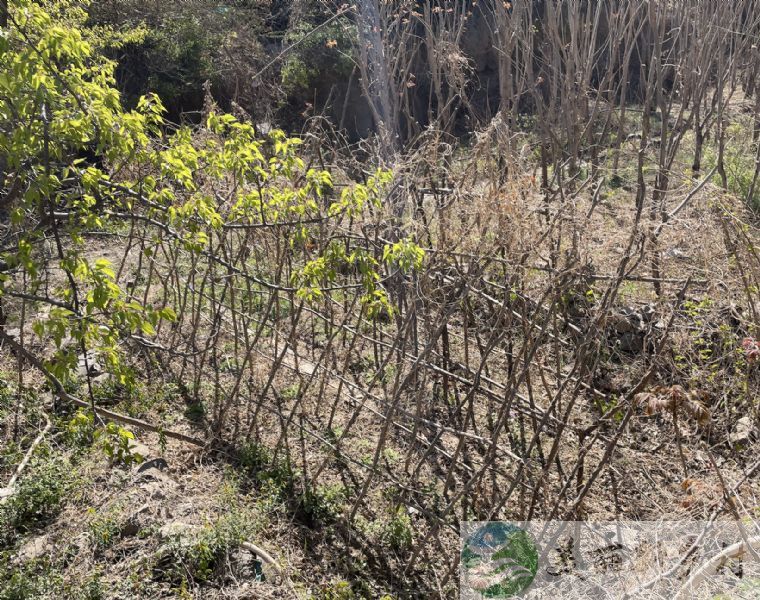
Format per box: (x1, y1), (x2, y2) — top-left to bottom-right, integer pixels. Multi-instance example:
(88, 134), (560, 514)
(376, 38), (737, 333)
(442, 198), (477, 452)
(636, 387), (710, 424)
(685, 400), (711, 425)
(633, 392), (658, 408)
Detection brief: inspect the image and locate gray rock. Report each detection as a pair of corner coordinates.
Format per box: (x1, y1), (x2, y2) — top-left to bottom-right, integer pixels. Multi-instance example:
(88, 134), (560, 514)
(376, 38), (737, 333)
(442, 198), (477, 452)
(158, 522), (194, 540)
(136, 458), (168, 474)
(607, 304), (657, 353)
(4, 327), (20, 340)
(91, 373), (113, 387)
(17, 534), (50, 562)
(228, 547), (265, 582)
(608, 313), (637, 333)
(128, 441), (151, 462)
(730, 416), (757, 447)
(665, 247), (689, 260)
(77, 351), (103, 377)
(617, 332), (644, 354)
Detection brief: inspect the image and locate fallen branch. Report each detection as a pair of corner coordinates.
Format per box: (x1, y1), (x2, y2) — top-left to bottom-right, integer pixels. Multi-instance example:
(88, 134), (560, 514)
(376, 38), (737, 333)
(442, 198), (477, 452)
(66, 396), (206, 447)
(674, 536), (760, 600)
(0, 328), (206, 448)
(240, 541), (282, 575)
(654, 165), (718, 236)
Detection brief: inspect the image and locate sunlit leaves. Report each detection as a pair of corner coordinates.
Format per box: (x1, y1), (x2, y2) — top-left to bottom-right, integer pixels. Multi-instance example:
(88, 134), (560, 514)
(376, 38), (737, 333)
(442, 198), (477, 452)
(634, 385), (711, 425)
(328, 168), (392, 217)
(0, 1), (144, 379)
(0, 0), (404, 396)
(383, 239), (425, 274)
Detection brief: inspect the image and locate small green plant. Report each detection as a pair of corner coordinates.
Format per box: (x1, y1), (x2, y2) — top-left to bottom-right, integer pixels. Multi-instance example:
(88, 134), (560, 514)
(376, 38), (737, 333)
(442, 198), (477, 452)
(382, 448), (402, 466)
(183, 400), (206, 423)
(0, 440), (24, 478)
(76, 573), (106, 600)
(683, 296), (713, 320)
(718, 139), (760, 211)
(94, 422), (144, 466)
(379, 364), (397, 385)
(356, 506), (414, 554)
(0, 558), (64, 600)
(298, 483), (346, 526)
(66, 409), (95, 448)
(0, 557), (106, 600)
(238, 441), (272, 473)
(168, 531), (219, 583)
(280, 384), (300, 400)
(238, 442), (295, 501)
(593, 395), (623, 422)
(382, 239), (426, 274)
(383, 507), (413, 552)
(87, 507), (123, 550)
(312, 580), (356, 600)
(157, 507), (260, 586)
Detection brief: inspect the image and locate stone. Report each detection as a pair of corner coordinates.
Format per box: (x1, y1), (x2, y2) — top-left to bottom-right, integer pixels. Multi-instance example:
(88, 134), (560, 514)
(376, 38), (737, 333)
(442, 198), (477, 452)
(606, 304), (657, 354)
(17, 534), (50, 562)
(120, 518), (141, 538)
(4, 327), (20, 340)
(91, 373), (113, 387)
(730, 416), (757, 447)
(608, 312), (637, 333)
(617, 332), (644, 354)
(136, 457), (169, 474)
(77, 351), (103, 377)
(665, 247), (689, 260)
(128, 441), (151, 462)
(158, 522), (194, 540)
(228, 547), (265, 582)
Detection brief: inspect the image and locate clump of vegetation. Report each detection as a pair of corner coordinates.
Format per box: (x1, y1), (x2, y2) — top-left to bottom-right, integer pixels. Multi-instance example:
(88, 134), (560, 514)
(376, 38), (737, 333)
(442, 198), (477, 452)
(67, 410), (143, 465)
(86, 0), (269, 118)
(297, 483), (346, 527)
(0, 454), (74, 546)
(154, 507), (261, 587)
(280, 17), (357, 97)
(356, 506), (414, 554)
(0, 559), (64, 600)
(66, 410), (95, 448)
(311, 580), (357, 600)
(239, 442), (345, 526)
(94, 422), (144, 466)
(87, 505), (126, 550)
(722, 142), (760, 212)
(238, 441), (294, 493)
(0, 558), (106, 600)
